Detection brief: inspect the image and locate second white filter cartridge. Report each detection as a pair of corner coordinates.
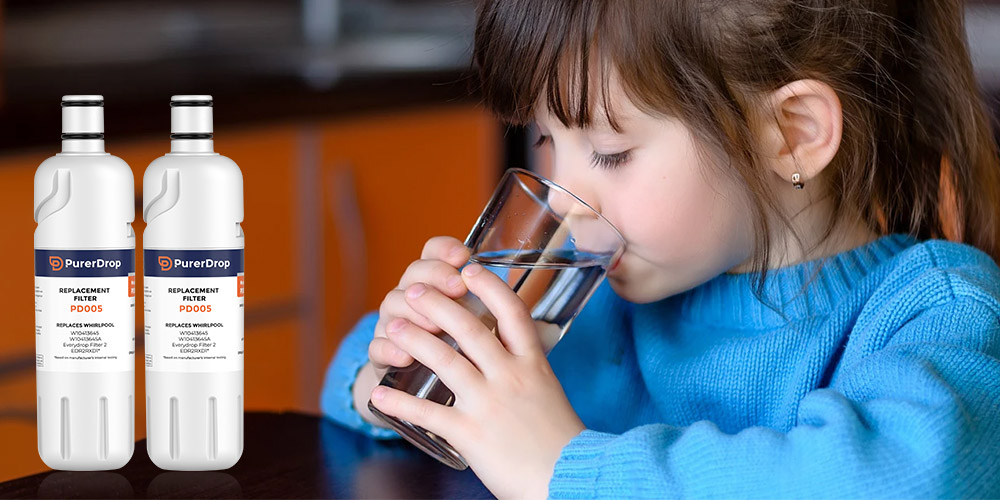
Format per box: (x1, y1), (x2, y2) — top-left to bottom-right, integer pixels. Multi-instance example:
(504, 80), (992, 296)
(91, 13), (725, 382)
(143, 95), (245, 470)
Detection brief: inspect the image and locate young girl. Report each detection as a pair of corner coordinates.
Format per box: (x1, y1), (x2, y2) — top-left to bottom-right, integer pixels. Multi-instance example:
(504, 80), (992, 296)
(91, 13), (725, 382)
(322, 0), (1000, 498)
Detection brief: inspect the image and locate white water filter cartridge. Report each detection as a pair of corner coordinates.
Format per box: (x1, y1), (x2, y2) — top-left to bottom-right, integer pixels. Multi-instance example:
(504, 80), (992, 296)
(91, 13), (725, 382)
(143, 95), (244, 470)
(34, 95), (136, 470)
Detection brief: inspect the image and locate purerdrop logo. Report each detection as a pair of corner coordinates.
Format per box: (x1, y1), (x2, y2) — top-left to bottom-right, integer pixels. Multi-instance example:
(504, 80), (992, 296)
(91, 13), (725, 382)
(179, 258), (231, 269)
(47, 254), (123, 271)
(35, 249), (134, 278)
(64, 258), (123, 270)
(145, 249), (243, 278)
(163, 256), (232, 270)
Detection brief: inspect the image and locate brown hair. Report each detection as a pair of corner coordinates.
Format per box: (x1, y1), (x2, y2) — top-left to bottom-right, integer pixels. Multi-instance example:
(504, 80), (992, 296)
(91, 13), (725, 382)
(473, 0), (1000, 292)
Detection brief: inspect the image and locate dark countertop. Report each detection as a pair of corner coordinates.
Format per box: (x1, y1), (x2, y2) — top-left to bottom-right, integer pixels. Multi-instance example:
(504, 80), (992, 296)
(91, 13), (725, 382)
(0, 412), (493, 499)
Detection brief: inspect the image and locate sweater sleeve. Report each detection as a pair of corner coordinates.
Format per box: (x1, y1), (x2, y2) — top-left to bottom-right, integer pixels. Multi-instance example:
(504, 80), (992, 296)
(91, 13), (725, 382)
(548, 295), (1000, 499)
(319, 312), (400, 440)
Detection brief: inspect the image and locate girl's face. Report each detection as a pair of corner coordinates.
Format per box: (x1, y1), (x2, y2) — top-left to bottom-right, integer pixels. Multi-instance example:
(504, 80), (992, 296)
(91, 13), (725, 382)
(534, 93), (756, 304)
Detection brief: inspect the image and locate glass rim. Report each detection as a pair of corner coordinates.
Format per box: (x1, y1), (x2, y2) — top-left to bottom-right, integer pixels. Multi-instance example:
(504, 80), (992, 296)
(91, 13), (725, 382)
(506, 167), (626, 249)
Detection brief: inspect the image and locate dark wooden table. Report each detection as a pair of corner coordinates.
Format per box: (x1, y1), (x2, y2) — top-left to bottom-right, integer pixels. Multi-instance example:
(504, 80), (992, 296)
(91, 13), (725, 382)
(0, 412), (492, 499)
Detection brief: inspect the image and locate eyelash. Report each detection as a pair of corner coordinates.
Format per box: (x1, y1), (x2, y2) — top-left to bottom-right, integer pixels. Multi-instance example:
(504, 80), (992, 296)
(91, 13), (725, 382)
(532, 135), (632, 170)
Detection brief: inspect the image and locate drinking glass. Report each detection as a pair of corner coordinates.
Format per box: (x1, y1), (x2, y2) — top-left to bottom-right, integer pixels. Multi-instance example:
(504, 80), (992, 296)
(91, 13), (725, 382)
(368, 168), (625, 470)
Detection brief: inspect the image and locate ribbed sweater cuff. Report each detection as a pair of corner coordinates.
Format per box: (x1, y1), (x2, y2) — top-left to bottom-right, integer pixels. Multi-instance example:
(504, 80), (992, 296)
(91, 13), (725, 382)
(320, 313), (400, 440)
(548, 430), (616, 499)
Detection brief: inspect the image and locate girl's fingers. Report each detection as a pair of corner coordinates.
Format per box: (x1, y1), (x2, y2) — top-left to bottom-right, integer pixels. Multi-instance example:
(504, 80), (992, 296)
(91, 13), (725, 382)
(367, 336), (414, 370)
(379, 289), (440, 334)
(369, 385), (457, 438)
(372, 238), (471, 371)
(403, 283), (509, 372)
(420, 236), (471, 268)
(398, 259), (468, 298)
(386, 319), (484, 396)
(461, 263), (543, 357)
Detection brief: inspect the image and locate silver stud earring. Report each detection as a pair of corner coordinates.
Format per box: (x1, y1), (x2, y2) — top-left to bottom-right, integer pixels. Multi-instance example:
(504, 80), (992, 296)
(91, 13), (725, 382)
(791, 172), (804, 189)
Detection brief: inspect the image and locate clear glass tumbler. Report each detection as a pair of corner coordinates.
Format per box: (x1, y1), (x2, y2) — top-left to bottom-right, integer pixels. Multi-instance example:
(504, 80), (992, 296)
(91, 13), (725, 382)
(368, 168), (626, 470)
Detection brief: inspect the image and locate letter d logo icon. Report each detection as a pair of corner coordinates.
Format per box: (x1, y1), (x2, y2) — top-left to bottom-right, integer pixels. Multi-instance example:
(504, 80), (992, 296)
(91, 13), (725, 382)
(158, 256), (173, 272)
(49, 256), (64, 271)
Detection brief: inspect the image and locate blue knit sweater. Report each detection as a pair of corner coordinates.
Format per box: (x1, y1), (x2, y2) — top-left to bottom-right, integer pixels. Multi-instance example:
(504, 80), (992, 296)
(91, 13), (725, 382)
(321, 234), (1000, 498)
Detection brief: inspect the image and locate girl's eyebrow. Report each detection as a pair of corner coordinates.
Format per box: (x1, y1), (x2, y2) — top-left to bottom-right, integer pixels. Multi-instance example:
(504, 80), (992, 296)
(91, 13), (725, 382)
(591, 113), (633, 135)
(591, 101), (640, 133)
(532, 100), (637, 133)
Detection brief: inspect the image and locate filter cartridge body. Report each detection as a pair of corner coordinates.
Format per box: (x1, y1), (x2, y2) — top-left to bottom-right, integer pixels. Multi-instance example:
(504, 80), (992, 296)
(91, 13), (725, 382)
(143, 96), (245, 470)
(34, 95), (136, 470)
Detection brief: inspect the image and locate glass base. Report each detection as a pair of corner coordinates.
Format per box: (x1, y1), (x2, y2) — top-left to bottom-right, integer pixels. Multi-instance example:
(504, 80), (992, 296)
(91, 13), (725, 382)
(368, 400), (469, 470)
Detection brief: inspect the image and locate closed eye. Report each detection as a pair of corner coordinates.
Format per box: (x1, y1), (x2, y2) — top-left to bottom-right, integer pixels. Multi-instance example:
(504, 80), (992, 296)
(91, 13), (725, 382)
(533, 134), (631, 170)
(591, 150), (631, 170)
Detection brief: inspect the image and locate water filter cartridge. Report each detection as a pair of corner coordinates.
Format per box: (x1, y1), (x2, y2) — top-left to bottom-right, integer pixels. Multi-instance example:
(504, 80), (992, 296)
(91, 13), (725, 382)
(143, 95), (244, 470)
(34, 95), (136, 470)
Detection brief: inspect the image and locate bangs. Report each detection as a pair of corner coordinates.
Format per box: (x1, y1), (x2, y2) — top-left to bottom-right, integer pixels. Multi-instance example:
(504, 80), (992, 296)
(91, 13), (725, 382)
(473, 0), (686, 132)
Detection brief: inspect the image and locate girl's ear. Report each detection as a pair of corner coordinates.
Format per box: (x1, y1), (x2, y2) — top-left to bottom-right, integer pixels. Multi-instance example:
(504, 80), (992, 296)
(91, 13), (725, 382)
(757, 79), (843, 187)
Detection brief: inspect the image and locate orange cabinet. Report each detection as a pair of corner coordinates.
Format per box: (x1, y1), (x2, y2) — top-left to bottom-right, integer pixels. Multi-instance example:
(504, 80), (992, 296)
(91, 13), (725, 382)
(313, 106), (499, 408)
(0, 151), (46, 360)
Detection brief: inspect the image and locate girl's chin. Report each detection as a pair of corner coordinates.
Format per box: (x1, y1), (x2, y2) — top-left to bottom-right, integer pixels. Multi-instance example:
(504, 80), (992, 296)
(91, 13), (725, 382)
(606, 255), (660, 303)
(607, 268), (687, 304)
(607, 273), (646, 303)
(606, 261), (637, 299)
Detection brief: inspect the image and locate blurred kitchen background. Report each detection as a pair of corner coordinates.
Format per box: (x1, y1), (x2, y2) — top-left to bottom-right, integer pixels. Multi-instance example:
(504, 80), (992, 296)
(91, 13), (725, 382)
(0, 0), (997, 482)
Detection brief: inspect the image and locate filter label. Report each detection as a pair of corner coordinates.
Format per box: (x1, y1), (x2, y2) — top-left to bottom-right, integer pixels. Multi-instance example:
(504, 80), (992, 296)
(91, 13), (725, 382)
(144, 249), (244, 372)
(34, 249), (136, 373)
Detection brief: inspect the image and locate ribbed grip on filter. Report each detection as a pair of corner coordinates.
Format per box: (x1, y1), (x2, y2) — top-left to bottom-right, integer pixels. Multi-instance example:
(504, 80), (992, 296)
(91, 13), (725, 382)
(61, 95), (104, 139)
(170, 95), (213, 139)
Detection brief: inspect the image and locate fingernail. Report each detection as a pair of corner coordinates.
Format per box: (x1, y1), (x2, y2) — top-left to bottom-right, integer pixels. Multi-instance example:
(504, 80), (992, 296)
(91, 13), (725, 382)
(446, 275), (463, 290)
(387, 318), (406, 333)
(448, 245), (466, 258)
(371, 387), (386, 401)
(463, 263), (483, 276)
(407, 283), (427, 299)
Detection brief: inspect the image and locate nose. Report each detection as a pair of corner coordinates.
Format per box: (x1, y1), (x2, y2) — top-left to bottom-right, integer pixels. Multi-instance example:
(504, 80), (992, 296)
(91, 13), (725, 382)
(547, 168), (600, 218)
(544, 170), (623, 259)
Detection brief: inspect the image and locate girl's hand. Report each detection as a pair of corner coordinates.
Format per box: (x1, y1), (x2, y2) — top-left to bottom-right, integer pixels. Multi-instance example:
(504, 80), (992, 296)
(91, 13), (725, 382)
(369, 236), (470, 377)
(369, 262), (585, 500)
(354, 236), (470, 428)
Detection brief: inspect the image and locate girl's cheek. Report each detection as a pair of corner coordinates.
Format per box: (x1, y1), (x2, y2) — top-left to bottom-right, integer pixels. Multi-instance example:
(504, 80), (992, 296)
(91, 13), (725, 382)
(621, 173), (724, 264)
